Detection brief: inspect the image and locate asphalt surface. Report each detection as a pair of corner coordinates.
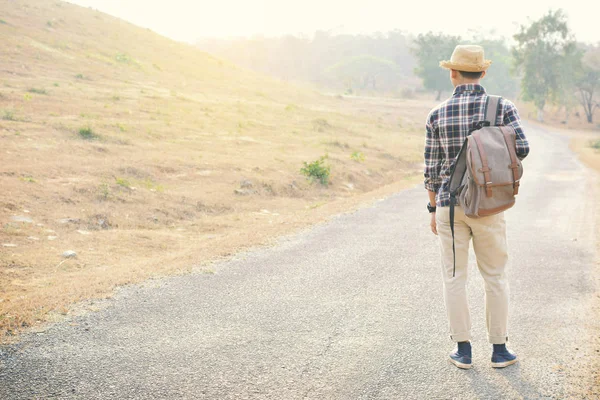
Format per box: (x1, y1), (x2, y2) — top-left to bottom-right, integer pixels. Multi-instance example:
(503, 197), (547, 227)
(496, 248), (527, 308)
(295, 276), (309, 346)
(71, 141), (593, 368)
(1, 123), (598, 399)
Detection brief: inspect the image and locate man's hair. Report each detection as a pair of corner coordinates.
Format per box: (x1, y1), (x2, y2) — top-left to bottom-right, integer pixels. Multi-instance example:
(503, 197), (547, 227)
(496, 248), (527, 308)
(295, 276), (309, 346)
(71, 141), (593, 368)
(458, 70), (484, 80)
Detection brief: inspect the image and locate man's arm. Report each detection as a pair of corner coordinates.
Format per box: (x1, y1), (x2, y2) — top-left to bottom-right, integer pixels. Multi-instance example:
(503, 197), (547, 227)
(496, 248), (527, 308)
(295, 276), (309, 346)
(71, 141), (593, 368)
(424, 114), (443, 194)
(503, 100), (530, 160)
(424, 114), (442, 235)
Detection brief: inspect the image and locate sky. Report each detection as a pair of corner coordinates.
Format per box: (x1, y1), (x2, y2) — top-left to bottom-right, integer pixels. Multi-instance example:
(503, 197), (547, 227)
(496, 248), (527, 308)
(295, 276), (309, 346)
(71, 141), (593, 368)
(67, 0), (599, 44)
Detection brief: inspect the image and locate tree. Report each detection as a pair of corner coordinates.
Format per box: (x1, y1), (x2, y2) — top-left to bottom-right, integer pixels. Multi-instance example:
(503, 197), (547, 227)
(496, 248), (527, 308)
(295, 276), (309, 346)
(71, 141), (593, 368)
(555, 42), (582, 123)
(512, 9), (576, 122)
(466, 36), (519, 98)
(575, 46), (600, 123)
(412, 32), (461, 100)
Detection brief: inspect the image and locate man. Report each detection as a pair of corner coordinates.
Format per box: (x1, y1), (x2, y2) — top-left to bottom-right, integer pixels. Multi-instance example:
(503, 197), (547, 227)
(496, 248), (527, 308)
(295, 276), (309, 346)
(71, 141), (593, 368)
(424, 45), (530, 369)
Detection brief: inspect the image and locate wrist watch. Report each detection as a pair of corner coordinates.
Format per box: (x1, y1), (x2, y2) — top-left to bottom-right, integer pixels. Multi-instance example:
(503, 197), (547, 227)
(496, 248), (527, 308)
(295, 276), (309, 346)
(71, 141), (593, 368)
(427, 202), (437, 213)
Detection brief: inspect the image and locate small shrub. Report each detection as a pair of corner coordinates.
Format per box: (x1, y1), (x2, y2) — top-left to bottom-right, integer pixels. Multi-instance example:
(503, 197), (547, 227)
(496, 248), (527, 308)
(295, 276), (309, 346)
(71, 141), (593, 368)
(115, 53), (128, 63)
(285, 104), (297, 112)
(78, 126), (99, 140)
(53, 82), (59, 87)
(590, 139), (600, 150)
(20, 176), (36, 183)
(75, 73), (85, 79)
(139, 178), (164, 192)
(2, 110), (15, 121)
(0, 19), (7, 25)
(312, 118), (331, 132)
(98, 183), (110, 200)
(28, 88), (47, 95)
(350, 151), (365, 162)
(115, 53), (133, 64)
(116, 123), (127, 132)
(115, 177), (131, 188)
(300, 156), (331, 186)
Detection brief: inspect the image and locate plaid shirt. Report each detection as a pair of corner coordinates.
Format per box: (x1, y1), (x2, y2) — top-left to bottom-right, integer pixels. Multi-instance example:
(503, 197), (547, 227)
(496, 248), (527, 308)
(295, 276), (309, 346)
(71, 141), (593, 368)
(424, 84), (530, 207)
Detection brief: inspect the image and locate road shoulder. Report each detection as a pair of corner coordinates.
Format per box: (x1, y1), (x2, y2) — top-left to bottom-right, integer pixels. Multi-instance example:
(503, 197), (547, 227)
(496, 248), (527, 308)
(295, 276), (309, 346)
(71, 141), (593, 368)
(527, 120), (600, 397)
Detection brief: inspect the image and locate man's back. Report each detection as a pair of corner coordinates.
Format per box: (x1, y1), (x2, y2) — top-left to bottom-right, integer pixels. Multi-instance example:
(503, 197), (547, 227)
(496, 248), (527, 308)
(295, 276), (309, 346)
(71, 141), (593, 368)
(424, 84), (529, 208)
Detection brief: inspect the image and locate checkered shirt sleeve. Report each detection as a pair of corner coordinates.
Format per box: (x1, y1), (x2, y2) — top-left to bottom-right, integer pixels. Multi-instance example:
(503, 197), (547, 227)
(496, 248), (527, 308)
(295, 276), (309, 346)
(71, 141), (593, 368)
(502, 99), (530, 160)
(424, 110), (442, 193)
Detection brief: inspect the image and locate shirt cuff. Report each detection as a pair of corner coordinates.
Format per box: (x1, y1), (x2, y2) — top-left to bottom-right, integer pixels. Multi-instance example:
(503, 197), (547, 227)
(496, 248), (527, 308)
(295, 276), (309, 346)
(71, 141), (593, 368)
(424, 181), (440, 193)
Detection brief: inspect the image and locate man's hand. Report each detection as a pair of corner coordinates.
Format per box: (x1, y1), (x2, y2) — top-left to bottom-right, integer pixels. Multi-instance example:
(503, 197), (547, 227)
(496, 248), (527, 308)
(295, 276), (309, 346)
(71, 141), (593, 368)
(430, 212), (438, 235)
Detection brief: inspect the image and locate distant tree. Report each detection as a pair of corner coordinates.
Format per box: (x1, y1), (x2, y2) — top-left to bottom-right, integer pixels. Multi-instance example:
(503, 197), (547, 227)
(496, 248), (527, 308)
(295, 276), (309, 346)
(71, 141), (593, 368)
(512, 9), (576, 122)
(412, 32), (461, 100)
(466, 36), (519, 98)
(555, 43), (583, 123)
(325, 55), (400, 93)
(575, 45), (600, 123)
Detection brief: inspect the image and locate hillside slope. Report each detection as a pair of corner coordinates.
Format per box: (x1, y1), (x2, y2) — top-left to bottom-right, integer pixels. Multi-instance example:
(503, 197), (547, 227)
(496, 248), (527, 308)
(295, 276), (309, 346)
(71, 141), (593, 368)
(0, 0), (430, 341)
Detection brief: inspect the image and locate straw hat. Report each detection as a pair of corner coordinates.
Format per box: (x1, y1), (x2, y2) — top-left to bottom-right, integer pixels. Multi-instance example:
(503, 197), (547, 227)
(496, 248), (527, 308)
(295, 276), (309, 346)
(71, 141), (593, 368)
(439, 45), (492, 72)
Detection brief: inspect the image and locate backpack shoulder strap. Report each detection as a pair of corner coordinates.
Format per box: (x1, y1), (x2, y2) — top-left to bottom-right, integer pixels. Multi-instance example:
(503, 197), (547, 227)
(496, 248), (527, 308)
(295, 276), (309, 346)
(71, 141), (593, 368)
(484, 95), (502, 126)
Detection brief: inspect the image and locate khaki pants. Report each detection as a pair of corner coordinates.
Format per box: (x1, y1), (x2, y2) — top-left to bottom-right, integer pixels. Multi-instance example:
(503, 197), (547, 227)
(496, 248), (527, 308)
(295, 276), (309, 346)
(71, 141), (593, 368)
(436, 206), (509, 344)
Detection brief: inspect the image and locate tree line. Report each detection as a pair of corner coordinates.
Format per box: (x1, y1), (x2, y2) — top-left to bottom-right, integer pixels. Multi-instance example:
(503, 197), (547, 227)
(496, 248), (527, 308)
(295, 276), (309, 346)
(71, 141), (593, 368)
(197, 9), (598, 124)
(197, 30), (417, 95)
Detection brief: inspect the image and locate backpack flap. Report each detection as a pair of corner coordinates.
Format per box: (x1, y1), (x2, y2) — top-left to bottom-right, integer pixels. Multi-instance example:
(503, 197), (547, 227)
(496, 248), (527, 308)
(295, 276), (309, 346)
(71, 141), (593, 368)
(468, 127), (523, 192)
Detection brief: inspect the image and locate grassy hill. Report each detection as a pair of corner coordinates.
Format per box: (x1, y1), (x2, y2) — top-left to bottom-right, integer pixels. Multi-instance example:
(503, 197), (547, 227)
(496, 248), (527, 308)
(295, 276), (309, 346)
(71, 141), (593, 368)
(0, 0), (431, 341)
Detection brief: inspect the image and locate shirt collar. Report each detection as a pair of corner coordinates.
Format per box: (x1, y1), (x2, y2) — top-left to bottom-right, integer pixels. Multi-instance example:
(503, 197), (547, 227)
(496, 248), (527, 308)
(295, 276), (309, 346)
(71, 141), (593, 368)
(453, 84), (486, 96)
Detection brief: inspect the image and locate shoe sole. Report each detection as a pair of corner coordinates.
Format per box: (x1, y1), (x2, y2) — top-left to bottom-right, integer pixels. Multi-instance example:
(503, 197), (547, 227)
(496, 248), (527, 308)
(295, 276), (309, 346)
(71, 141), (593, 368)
(491, 357), (518, 368)
(449, 358), (472, 369)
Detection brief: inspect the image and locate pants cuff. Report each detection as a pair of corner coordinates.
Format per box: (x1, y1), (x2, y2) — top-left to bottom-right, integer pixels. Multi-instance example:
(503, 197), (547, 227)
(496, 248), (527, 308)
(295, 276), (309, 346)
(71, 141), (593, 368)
(488, 335), (508, 344)
(450, 332), (471, 342)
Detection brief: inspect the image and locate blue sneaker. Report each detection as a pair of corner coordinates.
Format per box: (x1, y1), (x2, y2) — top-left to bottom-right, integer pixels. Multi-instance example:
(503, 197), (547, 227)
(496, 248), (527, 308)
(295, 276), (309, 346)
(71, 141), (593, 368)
(449, 342), (472, 369)
(491, 346), (518, 368)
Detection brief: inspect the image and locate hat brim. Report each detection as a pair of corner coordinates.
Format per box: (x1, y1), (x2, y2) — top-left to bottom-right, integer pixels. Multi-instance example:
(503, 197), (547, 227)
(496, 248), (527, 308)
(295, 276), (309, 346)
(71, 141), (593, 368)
(439, 60), (492, 72)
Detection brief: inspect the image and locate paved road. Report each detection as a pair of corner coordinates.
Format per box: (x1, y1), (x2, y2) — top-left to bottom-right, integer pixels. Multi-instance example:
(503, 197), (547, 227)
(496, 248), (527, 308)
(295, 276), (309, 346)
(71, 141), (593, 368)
(1, 124), (598, 399)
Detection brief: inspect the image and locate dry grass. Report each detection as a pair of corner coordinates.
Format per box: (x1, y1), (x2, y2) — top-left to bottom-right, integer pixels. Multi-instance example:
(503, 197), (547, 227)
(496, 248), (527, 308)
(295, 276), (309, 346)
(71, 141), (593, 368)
(0, 0), (436, 342)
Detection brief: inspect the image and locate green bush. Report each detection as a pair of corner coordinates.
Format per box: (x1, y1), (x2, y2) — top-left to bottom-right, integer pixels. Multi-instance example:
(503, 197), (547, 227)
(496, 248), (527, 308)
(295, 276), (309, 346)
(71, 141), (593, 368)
(590, 140), (600, 150)
(28, 88), (47, 95)
(115, 53), (132, 63)
(2, 110), (15, 121)
(115, 177), (131, 188)
(300, 156), (331, 185)
(350, 151), (365, 162)
(78, 126), (99, 140)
